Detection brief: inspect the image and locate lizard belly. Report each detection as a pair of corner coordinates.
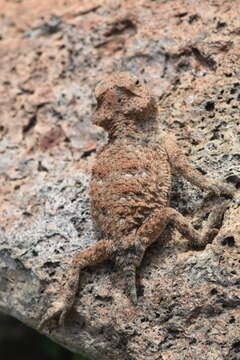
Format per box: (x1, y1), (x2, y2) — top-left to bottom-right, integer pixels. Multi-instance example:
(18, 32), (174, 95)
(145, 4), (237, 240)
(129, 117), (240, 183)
(90, 141), (171, 238)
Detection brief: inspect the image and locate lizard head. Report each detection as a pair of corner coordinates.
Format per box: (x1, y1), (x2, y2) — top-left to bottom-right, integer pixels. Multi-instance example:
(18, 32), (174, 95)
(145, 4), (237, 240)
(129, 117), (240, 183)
(93, 72), (157, 131)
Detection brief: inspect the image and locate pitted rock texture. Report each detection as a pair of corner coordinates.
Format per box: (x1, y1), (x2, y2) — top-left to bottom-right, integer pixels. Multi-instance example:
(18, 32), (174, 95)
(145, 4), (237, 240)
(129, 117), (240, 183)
(0, 1), (239, 359)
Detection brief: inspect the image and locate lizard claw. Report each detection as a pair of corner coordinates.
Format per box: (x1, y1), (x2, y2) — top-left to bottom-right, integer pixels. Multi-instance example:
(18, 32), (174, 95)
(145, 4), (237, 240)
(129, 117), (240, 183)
(38, 301), (69, 331)
(59, 308), (69, 327)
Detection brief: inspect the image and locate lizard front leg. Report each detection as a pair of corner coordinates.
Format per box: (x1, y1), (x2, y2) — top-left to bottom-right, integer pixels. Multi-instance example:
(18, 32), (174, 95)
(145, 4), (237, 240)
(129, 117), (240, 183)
(162, 133), (235, 197)
(38, 238), (111, 330)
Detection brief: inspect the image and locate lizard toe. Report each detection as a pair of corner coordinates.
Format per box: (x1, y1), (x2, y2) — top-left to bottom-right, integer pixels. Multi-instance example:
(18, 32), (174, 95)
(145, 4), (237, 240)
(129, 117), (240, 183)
(38, 301), (64, 331)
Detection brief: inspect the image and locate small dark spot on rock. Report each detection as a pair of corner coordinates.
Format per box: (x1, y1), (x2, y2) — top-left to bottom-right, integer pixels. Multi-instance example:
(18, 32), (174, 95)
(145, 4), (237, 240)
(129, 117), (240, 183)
(166, 325), (180, 336)
(205, 101), (215, 111)
(175, 11), (188, 18)
(221, 236), (235, 247)
(22, 115), (37, 134)
(210, 132), (219, 140)
(137, 284), (144, 297)
(230, 88), (237, 94)
(177, 60), (190, 72)
(233, 153), (240, 160)
(229, 316), (235, 323)
(22, 211), (32, 217)
(218, 295), (240, 309)
(189, 337), (197, 344)
(95, 294), (112, 302)
(216, 21), (227, 29)
(188, 14), (199, 24)
(222, 154), (229, 160)
(38, 161), (48, 172)
(43, 261), (60, 268)
(231, 340), (240, 352)
(210, 288), (218, 295)
(227, 97), (234, 104)
(205, 340), (212, 345)
(104, 18), (137, 38)
(203, 212), (210, 220)
(32, 250), (38, 257)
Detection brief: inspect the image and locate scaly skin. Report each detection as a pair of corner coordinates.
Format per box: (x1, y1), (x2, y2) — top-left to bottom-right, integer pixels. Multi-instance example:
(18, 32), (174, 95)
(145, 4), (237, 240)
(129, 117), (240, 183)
(39, 72), (234, 330)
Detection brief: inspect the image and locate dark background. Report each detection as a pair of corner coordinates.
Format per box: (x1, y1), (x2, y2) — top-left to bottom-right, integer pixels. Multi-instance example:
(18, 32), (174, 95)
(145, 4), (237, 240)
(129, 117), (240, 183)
(0, 314), (90, 360)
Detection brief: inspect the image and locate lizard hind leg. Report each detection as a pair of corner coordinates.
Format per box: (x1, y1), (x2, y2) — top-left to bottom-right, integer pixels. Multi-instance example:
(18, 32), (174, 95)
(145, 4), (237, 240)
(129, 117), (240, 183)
(154, 202), (230, 249)
(114, 208), (170, 305)
(38, 238), (111, 330)
(113, 201), (229, 305)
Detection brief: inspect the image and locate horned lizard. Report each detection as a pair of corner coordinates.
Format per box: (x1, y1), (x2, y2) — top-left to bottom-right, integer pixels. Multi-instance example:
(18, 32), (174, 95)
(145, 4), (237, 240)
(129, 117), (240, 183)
(39, 72), (233, 329)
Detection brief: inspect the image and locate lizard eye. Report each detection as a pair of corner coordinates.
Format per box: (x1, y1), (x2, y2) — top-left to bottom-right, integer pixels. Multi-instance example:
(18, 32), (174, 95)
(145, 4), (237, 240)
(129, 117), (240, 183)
(135, 80), (140, 86)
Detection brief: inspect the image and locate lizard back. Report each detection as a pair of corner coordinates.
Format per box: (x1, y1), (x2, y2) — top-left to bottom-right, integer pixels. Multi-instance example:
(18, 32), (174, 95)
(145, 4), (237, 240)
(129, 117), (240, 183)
(90, 136), (171, 241)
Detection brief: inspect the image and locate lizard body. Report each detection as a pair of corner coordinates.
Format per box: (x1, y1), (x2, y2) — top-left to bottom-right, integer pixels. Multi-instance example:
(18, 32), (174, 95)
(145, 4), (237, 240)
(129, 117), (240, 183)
(39, 72), (233, 329)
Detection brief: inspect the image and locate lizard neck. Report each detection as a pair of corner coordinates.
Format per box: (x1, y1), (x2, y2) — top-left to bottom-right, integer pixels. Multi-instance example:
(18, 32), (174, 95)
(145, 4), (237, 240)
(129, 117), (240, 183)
(108, 112), (159, 141)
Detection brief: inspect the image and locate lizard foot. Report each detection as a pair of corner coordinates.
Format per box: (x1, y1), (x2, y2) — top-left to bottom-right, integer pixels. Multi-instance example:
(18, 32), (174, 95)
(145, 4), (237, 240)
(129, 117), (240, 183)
(38, 300), (72, 331)
(193, 200), (230, 249)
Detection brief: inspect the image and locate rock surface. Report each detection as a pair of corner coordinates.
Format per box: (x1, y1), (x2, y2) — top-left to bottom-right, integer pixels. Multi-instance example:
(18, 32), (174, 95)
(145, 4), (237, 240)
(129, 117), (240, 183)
(0, 0), (239, 359)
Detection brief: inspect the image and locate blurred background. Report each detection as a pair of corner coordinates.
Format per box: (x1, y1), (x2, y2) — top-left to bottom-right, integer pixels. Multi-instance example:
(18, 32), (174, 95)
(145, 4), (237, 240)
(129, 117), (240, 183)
(0, 314), (90, 360)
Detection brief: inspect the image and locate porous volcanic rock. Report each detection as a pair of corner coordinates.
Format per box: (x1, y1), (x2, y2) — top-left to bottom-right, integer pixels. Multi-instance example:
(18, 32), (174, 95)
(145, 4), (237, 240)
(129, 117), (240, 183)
(0, 1), (239, 359)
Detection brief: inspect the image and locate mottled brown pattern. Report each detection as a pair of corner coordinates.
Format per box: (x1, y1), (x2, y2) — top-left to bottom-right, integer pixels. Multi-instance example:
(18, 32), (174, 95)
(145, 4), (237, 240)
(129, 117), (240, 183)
(39, 72), (233, 329)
